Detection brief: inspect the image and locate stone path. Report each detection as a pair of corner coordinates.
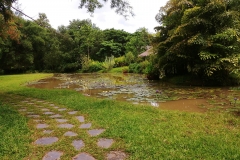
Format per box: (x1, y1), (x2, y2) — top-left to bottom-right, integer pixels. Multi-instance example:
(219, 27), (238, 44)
(9, 97), (128, 160)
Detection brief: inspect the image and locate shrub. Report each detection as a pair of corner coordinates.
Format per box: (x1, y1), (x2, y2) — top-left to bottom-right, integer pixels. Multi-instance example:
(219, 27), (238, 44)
(129, 60), (149, 74)
(114, 56), (126, 67)
(88, 61), (103, 72)
(125, 52), (135, 65)
(102, 55), (115, 72)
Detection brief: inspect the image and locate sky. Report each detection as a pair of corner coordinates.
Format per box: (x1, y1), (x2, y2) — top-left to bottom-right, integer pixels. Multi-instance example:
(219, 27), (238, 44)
(15, 0), (168, 33)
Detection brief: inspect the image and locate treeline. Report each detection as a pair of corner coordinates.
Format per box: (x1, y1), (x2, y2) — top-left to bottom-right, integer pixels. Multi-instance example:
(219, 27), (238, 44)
(154, 0), (240, 85)
(0, 13), (152, 74)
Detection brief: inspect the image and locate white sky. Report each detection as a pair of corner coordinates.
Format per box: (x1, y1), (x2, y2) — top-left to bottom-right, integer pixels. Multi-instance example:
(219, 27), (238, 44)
(15, 0), (168, 33)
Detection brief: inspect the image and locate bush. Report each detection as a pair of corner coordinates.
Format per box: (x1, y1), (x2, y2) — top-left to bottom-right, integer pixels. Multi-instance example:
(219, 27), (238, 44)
(114, 56), (126, 67)
(81, 55), (103, 73)
(87, 61), (103, 72)
(125, 52), (135, 65)
(129, 60), (149, 74)
(102, 55), (115, 72)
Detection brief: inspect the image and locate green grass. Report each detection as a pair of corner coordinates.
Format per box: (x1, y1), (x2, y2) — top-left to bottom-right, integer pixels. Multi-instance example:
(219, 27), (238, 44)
(0, 103), (30, 160)
(0, 73), (240, 159)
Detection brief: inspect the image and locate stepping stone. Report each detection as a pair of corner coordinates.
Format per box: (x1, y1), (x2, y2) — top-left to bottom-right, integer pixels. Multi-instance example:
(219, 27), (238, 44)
(27, 102), (35, 105)
(72, 140), (85, 150)
(106, 151), (127, 160)
(27, 112), (34, 114)
(76, 116), (84, 122)
(73, 153), (95, 160)
(80, 123), (91, 129)
(50, 114), (62, 118)
(37, 124), (49, 129)
(49, 104), (55, 106)
(21, 101), (28, 103)
(37, 100), (44, 103)
(58, 108), (67, 111)
(64, 131), (77, 137)
(56, 119), (68, 123)
(68, 111), (78, 115)
(43, 130), (53, 134)
(34, 137), (58, 145)
(58, 124), (74, 129)
(53, 106), (59, 109)
(43, 151), (63, 160)
(44, 112), (55, 115)
(27, 115), (40, 118)
(97, 138), (114, 148)
(87, 129), (105, 137)
(19, 109), (27, 112)
(41, 108), (50, 111)
(34, 119), (42, 122)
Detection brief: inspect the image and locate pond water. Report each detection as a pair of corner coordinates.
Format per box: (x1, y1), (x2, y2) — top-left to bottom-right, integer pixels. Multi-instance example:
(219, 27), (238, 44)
(28, 73), (239, 113)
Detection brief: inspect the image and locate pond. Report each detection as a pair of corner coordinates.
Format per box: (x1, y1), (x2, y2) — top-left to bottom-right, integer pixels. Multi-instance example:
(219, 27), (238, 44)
(28, 73), (239, 113)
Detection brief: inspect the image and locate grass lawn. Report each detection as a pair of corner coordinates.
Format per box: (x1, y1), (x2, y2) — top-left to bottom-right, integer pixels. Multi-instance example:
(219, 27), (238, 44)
(0, 73), (240, 159)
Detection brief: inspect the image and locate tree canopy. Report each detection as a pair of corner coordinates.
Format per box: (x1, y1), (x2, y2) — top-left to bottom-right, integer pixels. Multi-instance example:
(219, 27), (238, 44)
(155, 0), (240, 85)
(79, 0), (134, 18)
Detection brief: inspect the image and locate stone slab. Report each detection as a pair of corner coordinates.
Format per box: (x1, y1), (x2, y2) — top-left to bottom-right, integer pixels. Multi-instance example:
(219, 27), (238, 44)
(88, 129), (105, 137)
(43, 151), (63, 160)
(72, 140), (85, 150)
(36, 124), (49, 129)
(27, 115), (40, 118)
(55, 119), (68, 123)
(68, 111), (78, 115)
(64, 131), (77, 137)
(43, 130), (53, 134)
(50, 114), (62, 118)
(41, 108), (50, 111)
(76, 116), (84, 122)
(58, 108), (67, 111)
(106, 151), (127, 160)
(80, 123), (91, 129)
(44, 112), (55, 115)
(35, 137), (58, 145)
(72, 153), (95, 160)
(97, 138), (114, 148)
(58, 124), (74, 129)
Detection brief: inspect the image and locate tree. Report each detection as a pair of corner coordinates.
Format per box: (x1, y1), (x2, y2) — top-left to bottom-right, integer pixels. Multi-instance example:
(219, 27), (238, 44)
(155, 0), (240, 85)
(78, 0), (134, 18)
(125, 27), (152, 57)
(96, 28), (130, 60)
(0, 0), (16, 21)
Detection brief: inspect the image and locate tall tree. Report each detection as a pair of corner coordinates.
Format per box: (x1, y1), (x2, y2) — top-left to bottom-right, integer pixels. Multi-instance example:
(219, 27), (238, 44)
(155, 0), (240, 84)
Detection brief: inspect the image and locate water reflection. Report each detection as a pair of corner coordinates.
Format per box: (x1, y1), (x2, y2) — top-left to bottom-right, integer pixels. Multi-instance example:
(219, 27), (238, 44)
(28, 73), (236, 113)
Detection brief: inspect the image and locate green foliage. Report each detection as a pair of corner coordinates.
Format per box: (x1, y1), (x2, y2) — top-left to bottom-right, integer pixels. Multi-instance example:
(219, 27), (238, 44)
(109, 66), (129, 73)
(125, 27), (152, 56)
(114, 56), (126, 67)
(129, 60), (149, 74)
(155, 0), (240, 84)
(102, 55), (115, 72)
(124, 51), (135, 65)
(78, 0), (134, 18)
(86, 61), (103, 73)
(97, 40), (122, 61)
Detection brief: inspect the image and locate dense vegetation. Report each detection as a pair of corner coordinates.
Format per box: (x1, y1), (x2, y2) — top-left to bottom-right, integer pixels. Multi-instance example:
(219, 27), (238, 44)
(0, 11), (151, 73)
(1, 0), (240, 85)
(154, 0), (240, 85)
